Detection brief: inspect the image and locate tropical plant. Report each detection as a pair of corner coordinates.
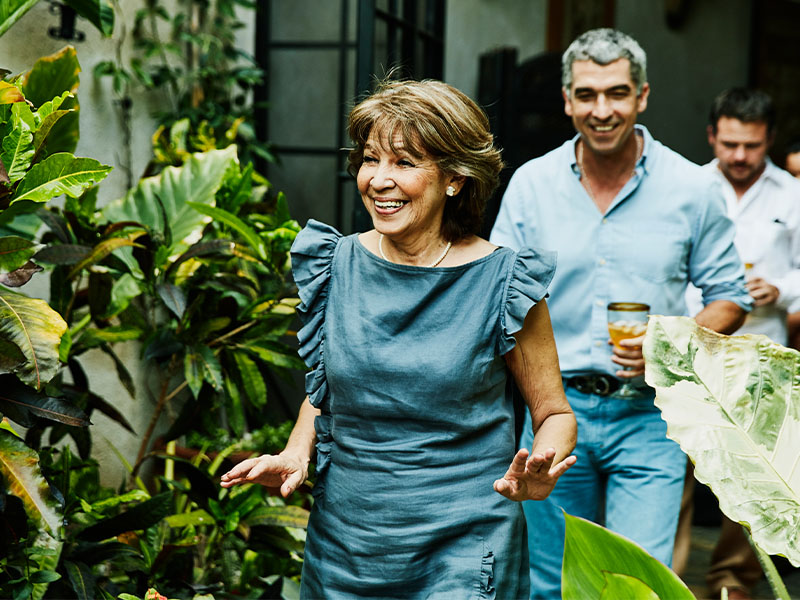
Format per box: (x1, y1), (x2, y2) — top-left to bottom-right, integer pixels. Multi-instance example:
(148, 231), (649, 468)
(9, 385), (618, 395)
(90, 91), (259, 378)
(1, 41), (307, 598)
(562, 512), (694, 599)
(643, 315), (800, 600)
(0, 47), (112, 600)
(95, 0), (272, 173)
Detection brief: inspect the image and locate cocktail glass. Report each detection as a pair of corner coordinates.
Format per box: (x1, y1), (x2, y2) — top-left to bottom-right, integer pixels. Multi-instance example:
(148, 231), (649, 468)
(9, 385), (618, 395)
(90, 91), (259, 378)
(607, 302), (650, 398)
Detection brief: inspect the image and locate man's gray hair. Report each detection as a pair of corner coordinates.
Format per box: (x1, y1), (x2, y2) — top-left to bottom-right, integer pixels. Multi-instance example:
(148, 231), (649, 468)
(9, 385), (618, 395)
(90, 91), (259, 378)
(562, 28), (647, 96)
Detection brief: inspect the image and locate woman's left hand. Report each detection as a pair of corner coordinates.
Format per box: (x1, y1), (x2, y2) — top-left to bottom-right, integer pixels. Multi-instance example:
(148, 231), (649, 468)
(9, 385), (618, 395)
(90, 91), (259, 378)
(493, 447), (577, 502)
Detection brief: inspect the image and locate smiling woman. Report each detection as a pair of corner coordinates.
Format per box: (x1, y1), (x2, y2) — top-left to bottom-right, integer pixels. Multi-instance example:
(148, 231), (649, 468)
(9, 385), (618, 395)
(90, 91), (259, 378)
(221, 78), (578, 598)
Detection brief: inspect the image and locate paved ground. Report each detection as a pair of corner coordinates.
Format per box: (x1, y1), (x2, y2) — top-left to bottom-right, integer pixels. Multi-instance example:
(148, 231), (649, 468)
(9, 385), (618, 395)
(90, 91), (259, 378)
(681, 525), (800, 599)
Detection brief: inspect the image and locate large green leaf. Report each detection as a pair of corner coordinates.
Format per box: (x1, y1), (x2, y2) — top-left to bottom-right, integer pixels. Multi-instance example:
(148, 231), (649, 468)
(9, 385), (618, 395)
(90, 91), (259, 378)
(643, 315), (800, 566)
(0, 429), (62, 538)
(22, 47), (81, 156)
(101, 146), (239, 256)
(12, 153), (112, 204)
(63, 0), (115, 36)
(562, 513), (693, 600)
(0, 287), (67, 389)
(0, 0), (40, 37)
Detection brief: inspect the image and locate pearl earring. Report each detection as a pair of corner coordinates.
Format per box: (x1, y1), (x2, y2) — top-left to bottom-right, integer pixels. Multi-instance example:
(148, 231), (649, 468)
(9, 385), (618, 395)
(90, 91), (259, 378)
(446, 185), (455, 197)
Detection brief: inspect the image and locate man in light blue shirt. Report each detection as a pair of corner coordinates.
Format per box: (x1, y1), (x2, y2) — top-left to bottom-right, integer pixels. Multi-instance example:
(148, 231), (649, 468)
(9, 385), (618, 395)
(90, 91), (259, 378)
(490, 28), (751, 599)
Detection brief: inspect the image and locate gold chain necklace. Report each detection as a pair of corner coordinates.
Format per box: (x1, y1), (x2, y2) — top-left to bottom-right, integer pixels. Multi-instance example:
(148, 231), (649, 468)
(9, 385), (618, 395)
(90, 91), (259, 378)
(378, 234), (452, 268)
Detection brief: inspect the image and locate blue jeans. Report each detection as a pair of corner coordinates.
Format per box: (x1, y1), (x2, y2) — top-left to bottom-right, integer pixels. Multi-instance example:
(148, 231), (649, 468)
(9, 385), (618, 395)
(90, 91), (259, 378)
(522, 383), (685, 600)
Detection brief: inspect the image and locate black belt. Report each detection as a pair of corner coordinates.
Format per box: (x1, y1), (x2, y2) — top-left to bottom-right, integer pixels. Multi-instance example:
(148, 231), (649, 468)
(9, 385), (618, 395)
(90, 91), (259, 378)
(564, 374), (620, 397)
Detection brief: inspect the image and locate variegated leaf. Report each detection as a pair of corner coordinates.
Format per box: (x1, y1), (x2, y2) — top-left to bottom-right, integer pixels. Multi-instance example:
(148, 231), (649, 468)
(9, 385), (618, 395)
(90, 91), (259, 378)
(644, 315), (800, 566)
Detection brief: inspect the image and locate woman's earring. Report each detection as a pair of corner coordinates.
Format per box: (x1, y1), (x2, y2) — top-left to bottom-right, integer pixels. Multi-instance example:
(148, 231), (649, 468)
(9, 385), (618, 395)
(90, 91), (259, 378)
(446, 185), (456, 197)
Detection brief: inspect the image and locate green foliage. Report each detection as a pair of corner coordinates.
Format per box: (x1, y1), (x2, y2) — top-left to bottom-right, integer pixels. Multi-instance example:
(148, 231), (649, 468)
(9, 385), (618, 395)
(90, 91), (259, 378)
(562, 513), (693, 599)
(95, 0), (273, 170)
(0, 0), (115, 38)
(644, 316), (800, 567)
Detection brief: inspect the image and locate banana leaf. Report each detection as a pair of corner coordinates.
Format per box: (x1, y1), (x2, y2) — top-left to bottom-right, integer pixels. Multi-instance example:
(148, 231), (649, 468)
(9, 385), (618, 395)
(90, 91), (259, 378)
(562, 512), (693, 600)
(0, 287), (67, 389)
(643, 315), (800, 566)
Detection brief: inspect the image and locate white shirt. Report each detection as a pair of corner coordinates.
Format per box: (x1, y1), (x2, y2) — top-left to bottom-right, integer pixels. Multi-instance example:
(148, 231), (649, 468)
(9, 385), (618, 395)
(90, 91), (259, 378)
(686, 158), (800, 343)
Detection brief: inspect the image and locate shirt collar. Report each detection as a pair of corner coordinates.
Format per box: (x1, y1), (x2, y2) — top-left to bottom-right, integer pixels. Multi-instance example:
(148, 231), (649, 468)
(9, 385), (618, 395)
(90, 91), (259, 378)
(707, 156), (778, 185)
(569, 124), (652, 174)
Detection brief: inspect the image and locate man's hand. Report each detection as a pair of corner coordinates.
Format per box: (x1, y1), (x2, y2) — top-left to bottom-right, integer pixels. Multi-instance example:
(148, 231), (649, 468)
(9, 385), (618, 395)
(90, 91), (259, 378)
(609, 334), (645, 378)
(493, 447), (577, 502)
(746, 277), (779, 306)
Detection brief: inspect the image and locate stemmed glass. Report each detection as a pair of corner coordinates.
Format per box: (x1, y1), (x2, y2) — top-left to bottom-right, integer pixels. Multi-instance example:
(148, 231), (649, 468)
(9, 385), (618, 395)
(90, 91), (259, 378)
(607, 302), (650, 398)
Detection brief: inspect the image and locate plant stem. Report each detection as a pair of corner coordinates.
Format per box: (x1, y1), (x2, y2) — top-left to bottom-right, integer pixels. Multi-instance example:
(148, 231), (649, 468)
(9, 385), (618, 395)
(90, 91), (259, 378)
(209, 319), (256, 347)
(132, 361), (187, 479)
(744, 528), (791, 600)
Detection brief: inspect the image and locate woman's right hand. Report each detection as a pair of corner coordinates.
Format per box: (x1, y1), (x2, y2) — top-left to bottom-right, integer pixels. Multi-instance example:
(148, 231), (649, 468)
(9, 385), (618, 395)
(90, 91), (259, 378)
(220, 452), (308, 498)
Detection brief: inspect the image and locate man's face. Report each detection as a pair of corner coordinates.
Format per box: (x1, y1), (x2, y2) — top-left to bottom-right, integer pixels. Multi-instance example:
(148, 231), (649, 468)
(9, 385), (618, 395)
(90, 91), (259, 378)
(785, 152), (800, 179)
(708, 117), (770, 187)
(563, 58), (649, 156)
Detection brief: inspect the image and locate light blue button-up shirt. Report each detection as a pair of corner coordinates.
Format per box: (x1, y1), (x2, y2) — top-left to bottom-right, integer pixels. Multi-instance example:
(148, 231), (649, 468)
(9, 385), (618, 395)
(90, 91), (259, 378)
(490, 125), (752, 377)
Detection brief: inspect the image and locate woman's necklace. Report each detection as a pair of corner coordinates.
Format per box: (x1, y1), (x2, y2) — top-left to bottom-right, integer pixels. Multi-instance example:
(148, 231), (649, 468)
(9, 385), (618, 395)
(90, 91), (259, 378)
(379, 234), (452, 268)
(577, 132), (643, 202)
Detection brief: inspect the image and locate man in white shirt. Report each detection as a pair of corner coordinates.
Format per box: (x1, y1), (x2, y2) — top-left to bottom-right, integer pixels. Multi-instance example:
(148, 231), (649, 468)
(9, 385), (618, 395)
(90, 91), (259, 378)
(682, 87), (800, 600)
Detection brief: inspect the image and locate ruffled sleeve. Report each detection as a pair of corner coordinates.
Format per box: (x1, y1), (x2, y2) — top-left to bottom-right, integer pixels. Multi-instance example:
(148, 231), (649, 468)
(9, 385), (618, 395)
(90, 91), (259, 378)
(499, 246), (557, 355)
(290, 219), (342, 498)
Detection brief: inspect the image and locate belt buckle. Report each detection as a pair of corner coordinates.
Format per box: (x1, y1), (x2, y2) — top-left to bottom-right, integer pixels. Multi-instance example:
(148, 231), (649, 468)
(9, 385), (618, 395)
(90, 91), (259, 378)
(592, 375), (612, 396)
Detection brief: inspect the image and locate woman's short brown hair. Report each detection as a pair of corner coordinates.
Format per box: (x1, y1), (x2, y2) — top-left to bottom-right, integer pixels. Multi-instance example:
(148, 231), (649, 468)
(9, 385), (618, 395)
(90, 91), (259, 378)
(347, 78), (504, 242)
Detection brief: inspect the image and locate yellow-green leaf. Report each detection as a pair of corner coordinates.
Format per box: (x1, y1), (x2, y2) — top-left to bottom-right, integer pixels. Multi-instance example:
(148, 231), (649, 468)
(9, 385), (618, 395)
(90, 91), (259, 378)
(12, 153), (112, 205)
(0, 429), (62, 538)
(0, 288), (67, 389)
(0, 81), (24, 104)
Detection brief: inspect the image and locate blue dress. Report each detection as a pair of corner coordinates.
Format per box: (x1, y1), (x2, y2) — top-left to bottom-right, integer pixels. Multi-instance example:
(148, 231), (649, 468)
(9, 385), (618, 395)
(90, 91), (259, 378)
(291, 220), (555, 599)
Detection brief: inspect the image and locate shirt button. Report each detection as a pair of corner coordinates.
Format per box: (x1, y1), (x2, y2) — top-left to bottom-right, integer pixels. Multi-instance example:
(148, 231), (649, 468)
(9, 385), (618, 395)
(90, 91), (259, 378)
(598, 258), (606, 265)
(602, 218), (608, 224)
(594, 341), (603, 347)
(595, 300), (603, 307)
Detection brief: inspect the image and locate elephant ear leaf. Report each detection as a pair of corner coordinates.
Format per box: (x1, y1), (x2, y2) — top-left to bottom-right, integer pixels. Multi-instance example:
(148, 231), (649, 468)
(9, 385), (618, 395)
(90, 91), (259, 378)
(0, 429), (62, 539)
(562, 512), (693, 600)
(0, 287), (67, 389)
(100, 146), (238, 256)
(644, 315), (800, 567)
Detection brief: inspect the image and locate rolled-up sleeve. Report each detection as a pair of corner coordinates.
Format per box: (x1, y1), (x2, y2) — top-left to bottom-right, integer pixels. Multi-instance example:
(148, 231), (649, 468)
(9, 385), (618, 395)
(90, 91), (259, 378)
(688, 187), (752, 312)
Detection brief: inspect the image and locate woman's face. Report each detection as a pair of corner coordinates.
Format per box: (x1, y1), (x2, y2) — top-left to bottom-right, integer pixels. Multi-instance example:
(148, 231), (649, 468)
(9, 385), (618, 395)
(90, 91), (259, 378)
(357, 129), (458, 243)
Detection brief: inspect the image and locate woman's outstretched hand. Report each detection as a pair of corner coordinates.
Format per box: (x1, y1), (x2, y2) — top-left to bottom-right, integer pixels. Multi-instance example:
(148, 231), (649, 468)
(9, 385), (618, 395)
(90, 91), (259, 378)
(493, 447), (577, 502)
(220, 453), (308, 498)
